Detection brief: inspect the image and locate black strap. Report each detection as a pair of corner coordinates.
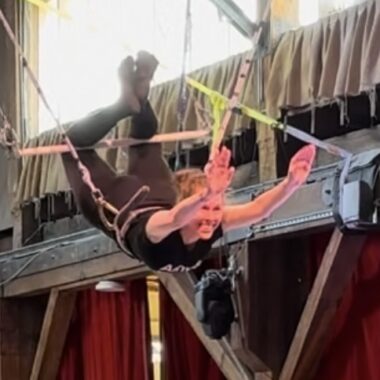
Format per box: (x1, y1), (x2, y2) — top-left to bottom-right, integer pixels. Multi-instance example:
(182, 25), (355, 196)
(114, 205), (163, 259)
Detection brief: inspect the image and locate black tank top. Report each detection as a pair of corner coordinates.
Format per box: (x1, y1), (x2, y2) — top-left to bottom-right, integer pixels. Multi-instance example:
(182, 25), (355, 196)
(125, 211), (224, 271)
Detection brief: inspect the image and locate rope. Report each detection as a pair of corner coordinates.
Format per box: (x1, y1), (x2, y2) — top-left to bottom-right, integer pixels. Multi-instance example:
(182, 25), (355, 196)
(175, 0), (192, 170)
(0, 8), (117, 215)
(0, 104), (19, 155)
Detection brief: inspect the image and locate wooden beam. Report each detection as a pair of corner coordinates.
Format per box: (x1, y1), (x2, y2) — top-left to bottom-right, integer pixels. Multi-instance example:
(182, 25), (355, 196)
(1, 230), (150, 297)
(230, 241), (273, 380)
(230, 242), (269, 375)
(3, 251), (149, 297)
(1, 225), (245, 297)
(279, 228), (366, 380)
(233, 237), (312, 378)
(158, 272), (271, 380)
(30, 289), (76, 380)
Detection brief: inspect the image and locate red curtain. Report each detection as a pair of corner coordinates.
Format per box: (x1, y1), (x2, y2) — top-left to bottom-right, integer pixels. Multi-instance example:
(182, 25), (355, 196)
(58, 279), (153, 380)
(159, 284), (226, 380)
(313, 233), (380, 380)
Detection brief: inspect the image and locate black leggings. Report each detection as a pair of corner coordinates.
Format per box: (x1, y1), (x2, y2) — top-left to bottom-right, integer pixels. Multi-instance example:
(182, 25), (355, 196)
(61, 101), (177, 234)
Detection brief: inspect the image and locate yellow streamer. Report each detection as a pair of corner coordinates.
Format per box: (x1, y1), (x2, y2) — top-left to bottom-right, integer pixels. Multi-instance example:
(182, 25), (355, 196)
(24, 0), (70, 19)
(209, 93), (226, 142)
(186, 76), (285, 131)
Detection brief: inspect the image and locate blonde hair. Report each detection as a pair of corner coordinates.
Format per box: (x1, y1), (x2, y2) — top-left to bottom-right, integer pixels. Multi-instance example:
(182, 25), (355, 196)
(174, 168), (207, 201)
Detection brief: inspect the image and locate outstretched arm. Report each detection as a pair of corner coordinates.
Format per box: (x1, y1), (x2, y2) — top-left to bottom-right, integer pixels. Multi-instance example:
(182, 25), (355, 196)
(223, 176), (296, 231)
(145, 147), (235, 243)
(223, 145), (316, 231)
(145, 188), (212, 243)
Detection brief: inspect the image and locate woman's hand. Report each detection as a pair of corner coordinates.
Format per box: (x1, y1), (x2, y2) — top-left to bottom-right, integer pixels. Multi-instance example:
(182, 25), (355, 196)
(287, 144), (316, 187)
(204, 146), (235, 195)
(222, 144), (317, 232)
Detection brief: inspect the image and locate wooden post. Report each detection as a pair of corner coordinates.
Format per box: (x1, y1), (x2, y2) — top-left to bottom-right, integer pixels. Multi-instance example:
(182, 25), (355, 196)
(279, 228), (366, 380)
(230, 242), (273, 377)
(0, 0), (20, 235)
(30, 289), (76, 380)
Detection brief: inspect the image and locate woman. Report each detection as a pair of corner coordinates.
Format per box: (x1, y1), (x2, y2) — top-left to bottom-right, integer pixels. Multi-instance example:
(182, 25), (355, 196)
(62, 52), (316, 272)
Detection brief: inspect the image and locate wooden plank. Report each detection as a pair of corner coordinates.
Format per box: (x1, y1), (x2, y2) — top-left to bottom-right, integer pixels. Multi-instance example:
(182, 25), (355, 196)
(230, 242), (266, 375)
(3, 252), (149, 297)
(279, 228), (366, 380)
(247, 237), (314, 377)
(158, 272), (271, 380)
(2, 231), (117, 278)
(30, 289), (60, 380)
(30, 289), (76, 380)
(233, 242), (251, 340)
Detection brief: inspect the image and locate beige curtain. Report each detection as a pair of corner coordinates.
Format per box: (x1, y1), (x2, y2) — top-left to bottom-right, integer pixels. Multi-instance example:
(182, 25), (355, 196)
(260, 0), (380, 180)
(267, 0), (380, 117)
(15, 0), (380, 204)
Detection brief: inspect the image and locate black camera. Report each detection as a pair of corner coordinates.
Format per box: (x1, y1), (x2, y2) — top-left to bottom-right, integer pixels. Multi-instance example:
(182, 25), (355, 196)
(194, 270), (235, 340)
(323, 149), (380, 231)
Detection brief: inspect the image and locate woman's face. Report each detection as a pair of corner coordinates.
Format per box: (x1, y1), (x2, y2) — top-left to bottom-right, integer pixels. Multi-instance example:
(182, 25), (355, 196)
(188, 193), (224, 240)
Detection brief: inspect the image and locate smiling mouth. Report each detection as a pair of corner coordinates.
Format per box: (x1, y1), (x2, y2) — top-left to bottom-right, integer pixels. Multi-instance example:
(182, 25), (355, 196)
(198, 221), (217, 231)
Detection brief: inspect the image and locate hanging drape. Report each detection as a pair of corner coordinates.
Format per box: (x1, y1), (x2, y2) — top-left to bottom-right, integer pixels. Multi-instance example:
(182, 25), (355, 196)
(267, 0), (380, 118)
(159, 284), (226, 380)
(58, 279), (153, 380)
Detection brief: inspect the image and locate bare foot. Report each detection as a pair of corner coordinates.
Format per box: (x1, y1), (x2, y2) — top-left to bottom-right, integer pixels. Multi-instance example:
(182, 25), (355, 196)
(118, 56), (141, 114)
(134, 51), (159, 101)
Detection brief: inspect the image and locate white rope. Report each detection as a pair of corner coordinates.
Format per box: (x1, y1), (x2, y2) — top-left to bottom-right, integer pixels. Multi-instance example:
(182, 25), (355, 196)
(175, 0), (193, 169)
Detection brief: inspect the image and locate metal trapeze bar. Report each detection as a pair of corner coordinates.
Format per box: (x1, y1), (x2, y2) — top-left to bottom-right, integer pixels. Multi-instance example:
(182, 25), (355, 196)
(17, 129), (210, 157)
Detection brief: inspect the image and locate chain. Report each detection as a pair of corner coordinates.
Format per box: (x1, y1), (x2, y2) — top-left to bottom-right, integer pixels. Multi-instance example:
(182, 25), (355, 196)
(0, 105), (19, 156)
